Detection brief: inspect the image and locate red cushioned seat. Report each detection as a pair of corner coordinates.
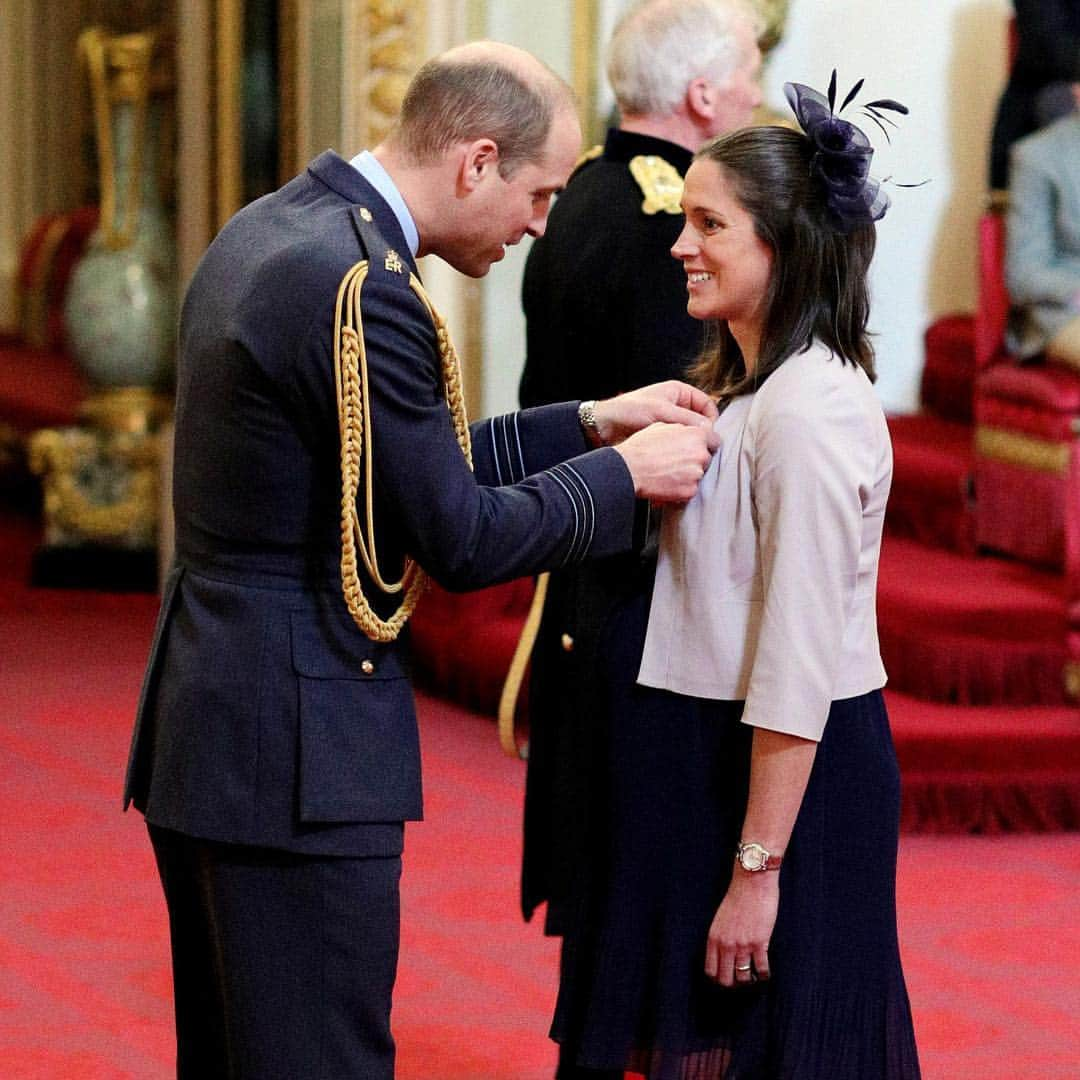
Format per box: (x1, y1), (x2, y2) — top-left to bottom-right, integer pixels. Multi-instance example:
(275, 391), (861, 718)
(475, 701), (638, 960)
(0, 342), (87, 431)
(921, 313), (976, 424)
(976, 361), (1080, 440)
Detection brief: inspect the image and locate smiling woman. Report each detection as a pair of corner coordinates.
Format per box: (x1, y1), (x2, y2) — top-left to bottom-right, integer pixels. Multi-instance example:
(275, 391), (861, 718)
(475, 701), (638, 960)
(673, 160), (774, 359)
(550, 89), (922, 1078)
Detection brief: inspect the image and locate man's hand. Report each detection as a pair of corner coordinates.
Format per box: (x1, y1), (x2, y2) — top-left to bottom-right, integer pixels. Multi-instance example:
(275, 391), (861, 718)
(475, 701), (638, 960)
(592, 381), (720, 449)
(613, 422), (714, 505)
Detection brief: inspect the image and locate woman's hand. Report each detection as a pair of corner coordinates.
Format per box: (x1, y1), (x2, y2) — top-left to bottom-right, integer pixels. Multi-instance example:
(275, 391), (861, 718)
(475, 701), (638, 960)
(705, 870), (778, 987)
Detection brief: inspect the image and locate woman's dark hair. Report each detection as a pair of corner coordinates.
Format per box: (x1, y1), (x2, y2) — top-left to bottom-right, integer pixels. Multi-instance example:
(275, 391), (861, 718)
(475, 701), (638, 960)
(687, 125), (877, 400)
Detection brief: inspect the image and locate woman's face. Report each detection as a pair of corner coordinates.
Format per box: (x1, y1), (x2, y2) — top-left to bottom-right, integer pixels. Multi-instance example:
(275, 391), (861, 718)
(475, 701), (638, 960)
(671, 160), (774, 343)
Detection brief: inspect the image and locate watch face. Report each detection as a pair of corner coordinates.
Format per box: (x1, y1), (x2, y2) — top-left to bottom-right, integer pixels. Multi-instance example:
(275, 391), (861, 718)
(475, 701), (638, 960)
(739, 842), (769, 871)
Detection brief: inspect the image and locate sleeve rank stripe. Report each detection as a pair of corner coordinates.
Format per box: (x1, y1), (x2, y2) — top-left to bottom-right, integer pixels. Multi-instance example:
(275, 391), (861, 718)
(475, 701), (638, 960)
(548, 462), (595, 564)
(559, 462), (596, 558)
(546, 467), (585, 565)
(500, 415), (516, 482)
(487, 414), (528, 485)
(488, 417), (505, 486)
(510, 413), (526, 481)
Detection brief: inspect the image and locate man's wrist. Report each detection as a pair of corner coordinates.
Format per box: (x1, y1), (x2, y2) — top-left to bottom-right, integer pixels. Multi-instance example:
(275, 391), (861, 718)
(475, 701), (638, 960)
(578, 399), (604, 447)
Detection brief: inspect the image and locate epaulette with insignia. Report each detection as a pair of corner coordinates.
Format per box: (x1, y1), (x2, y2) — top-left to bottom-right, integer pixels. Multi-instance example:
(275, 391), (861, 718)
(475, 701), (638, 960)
(569, 144), (604, 180)
(351, 205), (409, 284)
(629, 155), (684, 215)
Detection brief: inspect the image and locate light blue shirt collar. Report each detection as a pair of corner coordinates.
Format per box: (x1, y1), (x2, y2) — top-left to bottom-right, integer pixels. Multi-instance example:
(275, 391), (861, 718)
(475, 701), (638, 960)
(349, 150), (419, 258)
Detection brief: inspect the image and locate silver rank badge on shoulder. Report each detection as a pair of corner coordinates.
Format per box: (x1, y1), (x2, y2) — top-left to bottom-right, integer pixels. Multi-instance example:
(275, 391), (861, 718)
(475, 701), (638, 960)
(384, 249), (404, 274)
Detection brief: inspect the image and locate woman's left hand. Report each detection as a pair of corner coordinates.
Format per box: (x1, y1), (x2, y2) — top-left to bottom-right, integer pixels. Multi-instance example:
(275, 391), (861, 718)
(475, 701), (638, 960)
(705, 870), (779, 986)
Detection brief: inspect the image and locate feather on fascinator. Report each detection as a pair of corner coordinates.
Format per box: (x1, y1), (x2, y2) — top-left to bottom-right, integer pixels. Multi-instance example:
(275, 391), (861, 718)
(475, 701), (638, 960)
(784, 71), (911, 232)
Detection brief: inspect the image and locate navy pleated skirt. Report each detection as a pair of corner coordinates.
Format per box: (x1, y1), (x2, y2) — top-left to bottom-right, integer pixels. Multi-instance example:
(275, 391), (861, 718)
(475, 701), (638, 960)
(551, 587), (921, 1079)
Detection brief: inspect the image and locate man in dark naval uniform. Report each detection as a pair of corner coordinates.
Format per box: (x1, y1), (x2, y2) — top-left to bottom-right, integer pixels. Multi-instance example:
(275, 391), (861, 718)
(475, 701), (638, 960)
(123, 40), (720, 1080)
(518, 0), (763, 959)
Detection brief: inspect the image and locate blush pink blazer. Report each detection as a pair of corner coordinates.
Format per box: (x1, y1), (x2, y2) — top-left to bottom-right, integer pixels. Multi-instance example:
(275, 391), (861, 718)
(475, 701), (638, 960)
(638, 341), (891, 742)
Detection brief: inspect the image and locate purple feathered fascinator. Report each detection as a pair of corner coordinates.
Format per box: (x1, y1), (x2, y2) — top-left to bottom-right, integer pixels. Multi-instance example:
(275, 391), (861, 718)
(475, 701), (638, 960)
(784, 71), (911, 231)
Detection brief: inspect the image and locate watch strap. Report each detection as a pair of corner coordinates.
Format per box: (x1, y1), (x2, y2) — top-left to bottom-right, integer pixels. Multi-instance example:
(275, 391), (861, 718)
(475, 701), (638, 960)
(736, 841), (783, 872)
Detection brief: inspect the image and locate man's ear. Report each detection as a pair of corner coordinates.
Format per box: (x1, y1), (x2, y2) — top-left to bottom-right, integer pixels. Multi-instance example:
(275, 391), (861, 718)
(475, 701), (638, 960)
(459, 138), (500, 192)
(686, 77), (716, 122)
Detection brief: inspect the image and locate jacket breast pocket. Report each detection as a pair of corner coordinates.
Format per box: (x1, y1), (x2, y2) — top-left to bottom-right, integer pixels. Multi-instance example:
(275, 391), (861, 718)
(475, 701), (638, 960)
(290, 612), (422, 824)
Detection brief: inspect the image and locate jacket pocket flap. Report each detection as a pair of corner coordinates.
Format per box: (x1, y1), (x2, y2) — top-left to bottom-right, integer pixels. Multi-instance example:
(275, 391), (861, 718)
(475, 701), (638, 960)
(289, 611), (407, 680)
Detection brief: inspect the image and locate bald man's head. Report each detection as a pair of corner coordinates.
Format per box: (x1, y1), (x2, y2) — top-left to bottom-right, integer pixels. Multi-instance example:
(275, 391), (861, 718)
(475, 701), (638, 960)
(392, 41), (578, 178)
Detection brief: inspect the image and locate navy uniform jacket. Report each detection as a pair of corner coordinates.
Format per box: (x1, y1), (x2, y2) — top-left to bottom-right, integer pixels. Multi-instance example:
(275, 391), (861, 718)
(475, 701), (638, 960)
(124, 150), (637, 857)
(518, 130), (703, 930)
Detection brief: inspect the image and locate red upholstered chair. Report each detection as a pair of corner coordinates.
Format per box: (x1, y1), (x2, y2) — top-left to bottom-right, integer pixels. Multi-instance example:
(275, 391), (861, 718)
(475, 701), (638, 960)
(0, 207), (98, 443)
(971, 206), (1080, 568)
(969, 205), (1080, 697)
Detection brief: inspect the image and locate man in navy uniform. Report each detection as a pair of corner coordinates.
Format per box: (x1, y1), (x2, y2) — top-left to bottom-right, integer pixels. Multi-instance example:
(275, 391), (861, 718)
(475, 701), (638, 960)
(124, 40), (718, 1080)
(517, 0), (762, 971)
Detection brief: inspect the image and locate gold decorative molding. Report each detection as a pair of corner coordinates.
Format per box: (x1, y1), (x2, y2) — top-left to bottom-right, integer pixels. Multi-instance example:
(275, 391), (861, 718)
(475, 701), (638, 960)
(461, 275), (484, 422)
(345, 0), (427, 152)
(214, 0), (243, 229)
(974, 425), (1073, 475)
(750, 0), (791, 54)
(748, 0), (794, 129)
(28, 426), (161, 547)
(79, 387), (174, 435)
(278, 0), (302, 181)
(571, 0), (601, 144)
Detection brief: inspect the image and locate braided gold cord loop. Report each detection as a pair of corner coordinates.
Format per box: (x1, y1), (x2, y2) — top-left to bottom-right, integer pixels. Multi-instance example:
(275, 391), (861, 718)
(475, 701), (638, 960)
(497, 571), (549, 759)
(410, 275), (473, 469)
(333, 260), (471, 643)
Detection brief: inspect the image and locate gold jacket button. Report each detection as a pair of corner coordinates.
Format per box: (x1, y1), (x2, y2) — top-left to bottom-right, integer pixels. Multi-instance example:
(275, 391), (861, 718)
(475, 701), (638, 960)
(561, 633), (574, 653)
(361, 659), (375, 675)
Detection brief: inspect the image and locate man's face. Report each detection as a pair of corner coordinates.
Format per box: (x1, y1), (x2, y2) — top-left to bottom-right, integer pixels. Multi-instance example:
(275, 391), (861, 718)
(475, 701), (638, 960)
(447, 106), (582, 279)
(708, 21), (763, 137)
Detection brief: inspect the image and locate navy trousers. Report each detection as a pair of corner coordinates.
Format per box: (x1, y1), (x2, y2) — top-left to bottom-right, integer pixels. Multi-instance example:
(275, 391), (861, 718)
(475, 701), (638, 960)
(150, 825), (401, 1079)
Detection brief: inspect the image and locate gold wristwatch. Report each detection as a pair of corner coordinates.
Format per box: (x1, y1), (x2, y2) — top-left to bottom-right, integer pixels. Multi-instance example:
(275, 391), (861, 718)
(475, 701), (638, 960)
(735, 841), (783, 872)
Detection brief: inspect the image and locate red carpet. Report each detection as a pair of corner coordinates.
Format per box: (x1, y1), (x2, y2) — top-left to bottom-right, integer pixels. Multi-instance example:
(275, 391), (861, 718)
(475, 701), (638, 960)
(2, 583), (1080, 1078)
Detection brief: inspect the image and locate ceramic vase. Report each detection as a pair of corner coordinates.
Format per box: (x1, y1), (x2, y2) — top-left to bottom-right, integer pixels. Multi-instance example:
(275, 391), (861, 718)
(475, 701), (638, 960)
(63, 28), (176, 391)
